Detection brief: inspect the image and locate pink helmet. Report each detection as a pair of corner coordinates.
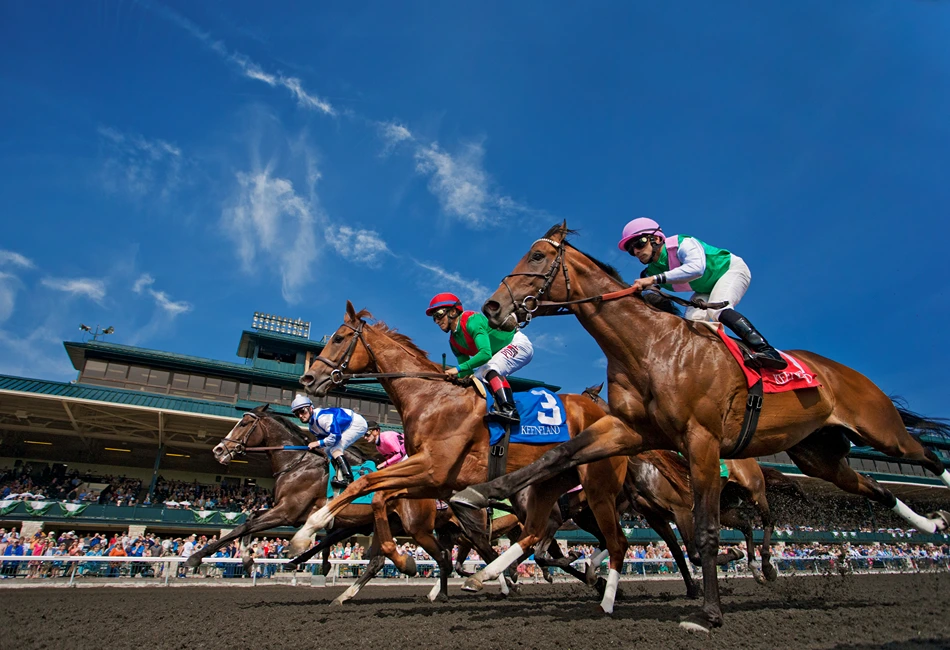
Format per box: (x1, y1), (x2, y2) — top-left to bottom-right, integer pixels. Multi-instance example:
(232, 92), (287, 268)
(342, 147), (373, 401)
(617, 217), (665, 251)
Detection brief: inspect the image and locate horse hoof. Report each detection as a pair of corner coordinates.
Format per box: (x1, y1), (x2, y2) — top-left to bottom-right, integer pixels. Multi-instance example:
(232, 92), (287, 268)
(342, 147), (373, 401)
(543, 572), (554, 584)
(184, 557), (201, 569)
(403, 557), (417, 577)
(450, 487), (489, 510)
(434, 592), (449, 603)
(461, 577), (484, 592)
(679, 616), (712, 635)
(686, 586), (701, 600)
(752, 568), (766, 585)
(330, 598), (345, 607)
(762, 562), (778, 582)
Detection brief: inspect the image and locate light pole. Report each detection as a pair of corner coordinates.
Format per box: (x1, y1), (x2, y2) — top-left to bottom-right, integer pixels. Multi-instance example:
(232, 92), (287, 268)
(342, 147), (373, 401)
(79, 324), (115, 342)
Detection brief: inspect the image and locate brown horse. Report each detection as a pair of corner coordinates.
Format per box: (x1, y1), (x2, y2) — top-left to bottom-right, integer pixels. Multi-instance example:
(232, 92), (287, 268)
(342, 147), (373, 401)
(583, 382), (788, 582)
(451, 222), (950, 632)
(289, 302), (634, 611)
(190, 404), (460, 604)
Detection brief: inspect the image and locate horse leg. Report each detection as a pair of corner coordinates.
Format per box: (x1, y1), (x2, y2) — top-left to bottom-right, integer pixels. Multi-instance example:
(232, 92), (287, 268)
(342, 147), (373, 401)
(788, 427), (949, 533)
(184, 507), (293, 568)
(332, 536), (384, 605)
(679, 428), (725, 633)
(643, 512), (699, 599)
(720, 507), (759, 582)
(454, 537), (475, 576)
(290, 454), (442, 555)
(751, 487), (777, 582)
(400, 500), (452, 603)
(370, 491), (418, 577)
(452, 416), (645, 514)
(288, 525), (371, 568)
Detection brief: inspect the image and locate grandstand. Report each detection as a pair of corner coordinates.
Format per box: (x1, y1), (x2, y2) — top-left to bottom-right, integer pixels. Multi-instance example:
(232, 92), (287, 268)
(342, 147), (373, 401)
(1, 316), (949, 545)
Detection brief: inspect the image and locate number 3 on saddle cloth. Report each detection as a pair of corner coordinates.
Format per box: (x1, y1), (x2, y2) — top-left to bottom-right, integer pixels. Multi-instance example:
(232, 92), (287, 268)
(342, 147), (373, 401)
(484, 388), (571, 481)
(326, 460), (378, 503)
(713, 324), (821, 458)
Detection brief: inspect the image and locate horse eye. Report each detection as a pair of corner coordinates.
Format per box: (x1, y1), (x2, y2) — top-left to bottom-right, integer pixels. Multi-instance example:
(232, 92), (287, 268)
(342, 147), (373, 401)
(333, 335), (344, 344)
(531, 251), (545, 261)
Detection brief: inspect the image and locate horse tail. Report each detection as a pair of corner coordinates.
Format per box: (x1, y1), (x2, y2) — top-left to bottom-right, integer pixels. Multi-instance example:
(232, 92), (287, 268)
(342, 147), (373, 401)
(891, 396), (950, 441)
(642, 450), (692, 496)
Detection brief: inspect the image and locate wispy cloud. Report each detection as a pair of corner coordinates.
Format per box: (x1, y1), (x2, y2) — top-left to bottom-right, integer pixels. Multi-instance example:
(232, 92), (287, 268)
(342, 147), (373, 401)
(413, 260), (490, 306)
(40, 277), (106, 302)
(222, 170), (319, 303)
(594, 357), (608, 369)
(0, 250), (35, 270)
(326, 225), (390, 267)
(0, 273), (20, 323)
(132, 273), (191, 317)
(150, 3), (334, 116)
(97, 125), (182, 199)
(377, 121), (414, 155)
(531, 333), (570, 355)
(0, 326), (76, 379)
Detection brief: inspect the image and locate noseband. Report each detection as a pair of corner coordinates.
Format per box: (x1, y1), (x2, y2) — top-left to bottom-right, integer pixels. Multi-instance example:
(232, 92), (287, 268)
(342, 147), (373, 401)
(310, 320), (379, 386)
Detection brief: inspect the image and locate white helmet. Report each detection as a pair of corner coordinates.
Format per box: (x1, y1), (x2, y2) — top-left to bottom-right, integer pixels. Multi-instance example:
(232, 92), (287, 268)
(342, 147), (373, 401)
(291, 394), (313, 413)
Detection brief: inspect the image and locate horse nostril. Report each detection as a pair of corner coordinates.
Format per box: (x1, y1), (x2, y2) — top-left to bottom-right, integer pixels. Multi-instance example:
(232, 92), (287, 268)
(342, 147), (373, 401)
(482, 300), (500, 316)
(300, 373), (314, 386)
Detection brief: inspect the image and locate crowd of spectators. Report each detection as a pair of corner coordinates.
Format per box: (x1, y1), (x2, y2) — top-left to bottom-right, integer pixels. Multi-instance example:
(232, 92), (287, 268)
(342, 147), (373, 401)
(0, 467), (142, 506)
(150, 478), (272, 513)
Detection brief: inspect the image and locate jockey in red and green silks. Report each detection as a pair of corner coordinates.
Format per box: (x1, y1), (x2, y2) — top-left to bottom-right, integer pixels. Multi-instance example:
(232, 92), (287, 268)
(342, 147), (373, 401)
(618, 217), (786, 370)
(427, 292), (534, 425)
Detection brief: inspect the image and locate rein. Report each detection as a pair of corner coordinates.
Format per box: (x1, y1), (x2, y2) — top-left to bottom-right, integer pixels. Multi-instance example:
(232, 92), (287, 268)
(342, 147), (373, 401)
(508, 238), (728, 324)
(311, 319), (449, 387)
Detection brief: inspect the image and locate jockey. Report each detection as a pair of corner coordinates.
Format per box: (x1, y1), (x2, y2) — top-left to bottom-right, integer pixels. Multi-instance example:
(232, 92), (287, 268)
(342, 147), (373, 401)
(427, 292), (534, 425)
(290, 394), (367, 489)
(618, 217), (787, 370)
(363, 421), (407, 469)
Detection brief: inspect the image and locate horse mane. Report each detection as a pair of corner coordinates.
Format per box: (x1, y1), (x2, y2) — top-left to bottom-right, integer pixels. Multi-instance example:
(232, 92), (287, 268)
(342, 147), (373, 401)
(640, 450), (692, 495)
(368, 321), (441, 371)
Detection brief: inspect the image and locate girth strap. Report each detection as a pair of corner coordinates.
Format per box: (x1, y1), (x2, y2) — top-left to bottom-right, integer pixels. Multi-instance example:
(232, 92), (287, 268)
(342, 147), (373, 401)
(723, 379), (763, 459)
(488, 421), (512, 482)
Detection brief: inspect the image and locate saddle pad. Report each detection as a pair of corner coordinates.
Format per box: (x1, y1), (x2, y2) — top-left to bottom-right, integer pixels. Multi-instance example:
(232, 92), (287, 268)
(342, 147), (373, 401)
(327, 460), (377, 504)
(714, 325), (821, 394)
(486, 388), (571, 446)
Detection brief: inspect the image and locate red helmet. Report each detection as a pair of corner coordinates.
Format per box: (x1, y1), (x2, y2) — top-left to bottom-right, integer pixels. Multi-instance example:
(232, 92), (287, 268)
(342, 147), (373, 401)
(426, 293), (463, 316)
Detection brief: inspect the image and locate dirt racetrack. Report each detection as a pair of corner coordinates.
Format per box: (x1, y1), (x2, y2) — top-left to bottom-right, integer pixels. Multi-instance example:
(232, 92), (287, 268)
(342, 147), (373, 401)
(2, 573), (949, 649)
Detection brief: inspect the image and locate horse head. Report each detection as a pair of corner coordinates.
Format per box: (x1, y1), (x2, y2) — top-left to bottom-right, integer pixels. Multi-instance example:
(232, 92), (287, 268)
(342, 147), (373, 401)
(482, 221), (574, 330)
(299, 301), (376, 397)
(213, 404), (272, 464)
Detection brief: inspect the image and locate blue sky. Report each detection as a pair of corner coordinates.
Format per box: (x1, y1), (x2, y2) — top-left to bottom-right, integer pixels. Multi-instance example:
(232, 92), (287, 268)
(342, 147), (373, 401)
(1, 1), (948, 416)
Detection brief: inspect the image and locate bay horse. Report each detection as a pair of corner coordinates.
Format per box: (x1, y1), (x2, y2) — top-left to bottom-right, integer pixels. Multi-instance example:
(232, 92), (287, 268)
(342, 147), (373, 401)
(188, 404), (461, 604)
(289, 302), (635, 612)
(583, 382), (791, 582)
(451, 222), (950, 632)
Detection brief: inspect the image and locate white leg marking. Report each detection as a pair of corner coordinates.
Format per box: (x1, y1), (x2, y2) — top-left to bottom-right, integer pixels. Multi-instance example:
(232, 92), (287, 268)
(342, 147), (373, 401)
(893, 499), (940, 533)
(472, 543), (523, 583)
(334, 583), (361, 605)
(497, 574), (509, 596)
(427, 582), (442, 602)
(600, 569), (621, 614)
(589, 548), (609, 570)
(940, 470), (950, 490)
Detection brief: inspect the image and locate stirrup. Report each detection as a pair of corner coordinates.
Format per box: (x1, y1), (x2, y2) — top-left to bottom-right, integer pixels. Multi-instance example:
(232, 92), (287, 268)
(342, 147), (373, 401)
(486, 409), (520, 425)
(753, 349), (787, 370)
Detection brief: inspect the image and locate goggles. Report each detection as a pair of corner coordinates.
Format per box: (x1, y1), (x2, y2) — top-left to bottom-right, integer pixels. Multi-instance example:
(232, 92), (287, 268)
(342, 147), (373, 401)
(625, 235), (652, 253)
(431, 307), (451, 322)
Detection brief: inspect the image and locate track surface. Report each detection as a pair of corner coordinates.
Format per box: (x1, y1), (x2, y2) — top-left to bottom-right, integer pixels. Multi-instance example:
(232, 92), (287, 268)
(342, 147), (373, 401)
(2, 573), (949, 649)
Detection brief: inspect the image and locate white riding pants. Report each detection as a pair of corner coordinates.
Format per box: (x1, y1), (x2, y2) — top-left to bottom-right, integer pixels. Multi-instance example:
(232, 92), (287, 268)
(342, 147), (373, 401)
(684, 254), (751, 322)
(474, 331), (534, 379)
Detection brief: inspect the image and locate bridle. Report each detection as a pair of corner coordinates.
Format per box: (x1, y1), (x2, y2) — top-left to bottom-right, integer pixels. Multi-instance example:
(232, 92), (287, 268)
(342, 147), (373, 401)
(498, 235), (729, 328)
(217, 411), (264, 461)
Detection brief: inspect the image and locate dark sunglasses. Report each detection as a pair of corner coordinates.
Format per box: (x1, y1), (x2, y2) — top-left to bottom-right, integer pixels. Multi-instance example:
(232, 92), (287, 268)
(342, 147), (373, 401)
(431, 307), (451, 321)
(625, 235), (652, 253)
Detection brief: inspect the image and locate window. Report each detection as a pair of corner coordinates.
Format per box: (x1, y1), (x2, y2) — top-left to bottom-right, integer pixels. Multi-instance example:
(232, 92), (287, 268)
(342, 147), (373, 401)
(83, 359), (108, 379)
(105, 363), (129, 381)
(204, 377), (222, 394)
(147, 370), (170, 387)
(249, 384), (267, 401)
(188, 374), (206, 391)
(220, 379), (238, 396)
(126, 366), (150, 384)
(281, 389), (295, 404)
(238, 383), (250, 399)
(265, 386), (281, 402)
(171, 373), (190, 391)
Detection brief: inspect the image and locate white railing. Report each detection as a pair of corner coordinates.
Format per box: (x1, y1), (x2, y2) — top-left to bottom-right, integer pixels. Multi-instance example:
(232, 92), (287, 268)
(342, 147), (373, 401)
(1, 554), (946, 587)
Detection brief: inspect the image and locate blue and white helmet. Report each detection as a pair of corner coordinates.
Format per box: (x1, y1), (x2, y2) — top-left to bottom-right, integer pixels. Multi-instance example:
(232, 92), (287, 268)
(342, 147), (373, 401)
(291, 394), (313, 413)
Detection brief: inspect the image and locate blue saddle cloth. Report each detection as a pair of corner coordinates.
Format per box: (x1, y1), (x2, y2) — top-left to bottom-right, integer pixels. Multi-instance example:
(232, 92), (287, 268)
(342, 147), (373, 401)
(327, 460), (377, 504)
(486, 388), (571, 447)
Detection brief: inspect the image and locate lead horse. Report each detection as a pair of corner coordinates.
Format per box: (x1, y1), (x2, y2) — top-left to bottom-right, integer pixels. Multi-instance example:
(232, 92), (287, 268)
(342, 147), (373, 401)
(451, 222), (950, 632)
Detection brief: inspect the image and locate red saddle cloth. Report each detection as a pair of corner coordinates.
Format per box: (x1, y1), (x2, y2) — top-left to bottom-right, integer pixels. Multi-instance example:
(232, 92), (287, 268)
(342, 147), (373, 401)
(715, 325), (821, 394)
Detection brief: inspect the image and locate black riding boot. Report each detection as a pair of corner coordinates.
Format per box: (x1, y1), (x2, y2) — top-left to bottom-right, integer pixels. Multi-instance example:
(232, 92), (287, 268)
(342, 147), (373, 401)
(489, 385), (520, 426)
(330, 455), (354, 490)
(718, 309), (787, 370)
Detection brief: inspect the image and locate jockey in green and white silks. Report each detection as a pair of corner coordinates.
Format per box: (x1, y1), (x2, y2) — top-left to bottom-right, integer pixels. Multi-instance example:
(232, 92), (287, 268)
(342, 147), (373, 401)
(427, 292), (534, 425)
(618, 217), (786, 370)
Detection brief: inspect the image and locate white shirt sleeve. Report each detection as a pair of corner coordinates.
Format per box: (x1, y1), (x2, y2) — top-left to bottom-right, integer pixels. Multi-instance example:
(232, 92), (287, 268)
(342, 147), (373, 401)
(661, 237), (706, 285)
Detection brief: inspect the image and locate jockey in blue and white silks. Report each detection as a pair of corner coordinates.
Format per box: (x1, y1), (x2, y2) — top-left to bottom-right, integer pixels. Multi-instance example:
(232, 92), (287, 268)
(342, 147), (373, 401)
(291, 395), (367, 489)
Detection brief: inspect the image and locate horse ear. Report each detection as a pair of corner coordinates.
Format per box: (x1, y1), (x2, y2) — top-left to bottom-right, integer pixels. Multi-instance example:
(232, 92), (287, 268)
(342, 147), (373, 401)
(345, 300), (357, 322)
(254, 403), (269, 413)
(595, 382), (604, 395)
